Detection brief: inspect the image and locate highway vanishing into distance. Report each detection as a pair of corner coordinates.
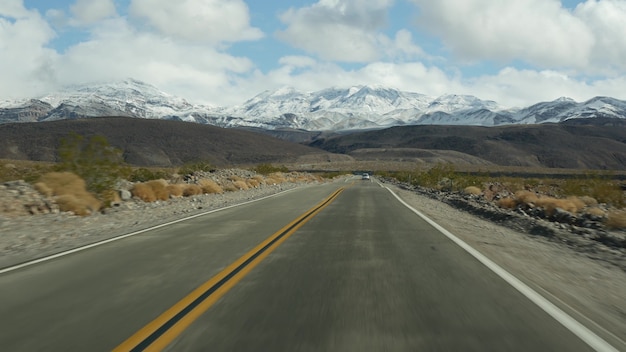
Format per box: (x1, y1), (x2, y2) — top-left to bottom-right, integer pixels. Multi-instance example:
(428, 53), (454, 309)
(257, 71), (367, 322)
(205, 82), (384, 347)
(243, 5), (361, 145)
(0, 178), (620, 351)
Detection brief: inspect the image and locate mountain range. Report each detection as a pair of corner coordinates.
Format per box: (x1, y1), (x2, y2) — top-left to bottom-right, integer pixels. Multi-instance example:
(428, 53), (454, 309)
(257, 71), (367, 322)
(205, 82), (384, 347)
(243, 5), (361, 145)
(1, 79), (625, 131)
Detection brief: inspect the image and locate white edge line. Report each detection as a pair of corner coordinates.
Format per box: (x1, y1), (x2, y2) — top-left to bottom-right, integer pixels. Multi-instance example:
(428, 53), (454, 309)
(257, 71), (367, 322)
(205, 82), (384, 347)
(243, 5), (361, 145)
(384, 186), (618, 352)
(0, 188), (298, 275)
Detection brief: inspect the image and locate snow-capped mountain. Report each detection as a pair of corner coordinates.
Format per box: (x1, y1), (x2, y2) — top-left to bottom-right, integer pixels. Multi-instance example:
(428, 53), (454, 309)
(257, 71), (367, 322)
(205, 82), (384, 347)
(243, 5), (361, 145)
(1, 79), (625, 130)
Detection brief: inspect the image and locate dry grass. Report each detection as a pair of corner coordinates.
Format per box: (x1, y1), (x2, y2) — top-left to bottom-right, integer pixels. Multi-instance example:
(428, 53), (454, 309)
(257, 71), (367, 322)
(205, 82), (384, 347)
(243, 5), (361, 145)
(37, 172), (102, 215)
(131, 183), (156, 202)
(251, 175), (266, 185)
(266, 172), (287, 184)
(198, 179), (223, 194)
(228, 175), (244, 182)
(222, 182), (238, 192)
(33, 182), (53, 197)
(246, 179), (260, 188)
(146, 179), (169, 201)
(463, 186), (482, 195)
(183, 184), (203, 197)
(167, 184), (184, 198)
(585, 207), (606, 217)
(232, 180), (249, 190)
(497, 197), (517, 209)
(535, 196), (584, 215)
(606, 210), (626, 229)
(579, 196), (598, 207)
(515, 190), (539, 204)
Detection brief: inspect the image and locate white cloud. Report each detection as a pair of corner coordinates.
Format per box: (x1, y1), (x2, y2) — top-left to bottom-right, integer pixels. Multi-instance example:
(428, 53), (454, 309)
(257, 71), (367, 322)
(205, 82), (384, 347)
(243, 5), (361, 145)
(0, 0), (32, 17)
(70, 0), (116, 26)
(277, 0), (404, 62)
(0, 1), (58, 98)
(410, 0), (594, 69)
(575, 0), (626, 72)
(53, 17), (256, 104)
(129, 0), (263, 44)
(278, 56), (318, 68)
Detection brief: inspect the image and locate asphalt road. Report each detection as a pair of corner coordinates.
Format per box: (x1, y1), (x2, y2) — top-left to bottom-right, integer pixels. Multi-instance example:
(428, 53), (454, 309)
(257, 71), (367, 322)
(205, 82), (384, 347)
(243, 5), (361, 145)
(0, 179), (608, 351)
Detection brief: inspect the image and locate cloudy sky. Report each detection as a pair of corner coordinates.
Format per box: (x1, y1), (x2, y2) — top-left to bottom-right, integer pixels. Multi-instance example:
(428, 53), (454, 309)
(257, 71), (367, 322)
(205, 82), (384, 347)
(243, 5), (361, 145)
(2, 0), (626, 107)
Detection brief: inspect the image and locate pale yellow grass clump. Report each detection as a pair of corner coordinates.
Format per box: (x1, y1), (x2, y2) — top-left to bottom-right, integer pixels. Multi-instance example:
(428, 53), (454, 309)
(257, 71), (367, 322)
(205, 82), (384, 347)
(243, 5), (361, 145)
(497, 197), (517, 209)
(222, 182), (238, 192)
(266, 172), (286, 184)
(251, 175), (266, 185)
(232, 180), (249, 190)
(37, 172), (102, 215)
(606, 210), (626, 229)
(199, 179), (223, 194)
(183, 184), (203, 196)
(146, 179), (169, 201)
(131, 183), (156, 202)
(228, 175), (244, 182)
(534, 196), (584, 216)
(585, 207), (606, 218)
(463, 186), (482, 196)
(515, 190), (539, 204)
(167, 184), (184, 198)
(579, 196), (598, 207)
(246, 179), (260, 188)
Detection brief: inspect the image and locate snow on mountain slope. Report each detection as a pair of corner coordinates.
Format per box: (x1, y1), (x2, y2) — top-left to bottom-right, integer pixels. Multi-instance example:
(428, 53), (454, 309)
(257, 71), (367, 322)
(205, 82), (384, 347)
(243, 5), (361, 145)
(1, 79), (625, 130)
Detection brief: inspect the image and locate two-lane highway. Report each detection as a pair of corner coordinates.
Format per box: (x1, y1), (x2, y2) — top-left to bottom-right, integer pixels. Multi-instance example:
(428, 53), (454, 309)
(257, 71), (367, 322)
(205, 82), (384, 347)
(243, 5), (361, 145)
(0, 179), (613, 351)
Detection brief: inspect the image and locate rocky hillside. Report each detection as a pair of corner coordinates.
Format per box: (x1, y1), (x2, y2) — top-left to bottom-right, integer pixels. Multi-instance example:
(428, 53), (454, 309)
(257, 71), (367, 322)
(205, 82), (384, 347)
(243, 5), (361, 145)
(309, 118), (626, 170)
(0, 117), (347, 167)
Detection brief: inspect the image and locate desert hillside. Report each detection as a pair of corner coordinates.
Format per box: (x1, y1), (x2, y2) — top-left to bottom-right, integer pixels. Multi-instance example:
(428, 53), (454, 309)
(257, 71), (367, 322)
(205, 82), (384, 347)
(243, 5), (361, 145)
(0, 117), (344, 167)
(309, 118), (626, 170)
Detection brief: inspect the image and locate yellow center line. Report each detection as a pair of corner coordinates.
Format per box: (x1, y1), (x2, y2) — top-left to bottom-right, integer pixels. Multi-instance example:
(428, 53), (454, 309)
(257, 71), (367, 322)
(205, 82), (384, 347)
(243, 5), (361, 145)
(114, 187), (345, 352)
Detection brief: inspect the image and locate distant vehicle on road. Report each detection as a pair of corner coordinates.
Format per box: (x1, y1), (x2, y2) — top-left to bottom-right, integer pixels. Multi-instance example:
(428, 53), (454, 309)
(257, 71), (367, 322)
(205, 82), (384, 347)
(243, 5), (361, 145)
(361, 173), (370, 180)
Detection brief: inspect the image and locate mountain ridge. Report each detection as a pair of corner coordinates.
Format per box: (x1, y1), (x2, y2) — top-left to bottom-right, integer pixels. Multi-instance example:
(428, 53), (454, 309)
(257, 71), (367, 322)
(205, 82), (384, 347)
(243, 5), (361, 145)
(1, 79), (625, 131)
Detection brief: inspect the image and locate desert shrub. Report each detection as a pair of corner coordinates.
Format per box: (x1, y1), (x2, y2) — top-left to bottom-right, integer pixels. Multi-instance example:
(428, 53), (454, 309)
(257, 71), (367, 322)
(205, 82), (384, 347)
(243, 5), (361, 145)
(535, 197), (583, 216)
(251, 175), (266, 184)
(228, 175), (244, 182)
(38, 172), (102, 215)
(0, 160), (56, 183)
(131, 183), (157, 202)
(409, 163), (456, 189)
(199, 179), (223, 194)
(182, 184), (203, 196)
(606, 210), (626, 229)
(129, 168), (171, 182)
(246, 179), (260, 188)
(55, 195), (100, 216)
(585, 207), (606, 218)
(167, 184), (184, 198)
(579, 196), (598, 207)
(179, 161), (214, 175)
(254, 163), (289, 175)
(222, 182), (238, 192)
(233, 180), (249, 190)
(560, 172), (624, 207)
(515, 190), (539, 205)
(266, 172), (287, 184)
(146, 179), (169, 201)
(497, 197), (517, 209)
(56, 132), (129, 203)
(34, 182), (53, 197)
(463, 186), (482, 195)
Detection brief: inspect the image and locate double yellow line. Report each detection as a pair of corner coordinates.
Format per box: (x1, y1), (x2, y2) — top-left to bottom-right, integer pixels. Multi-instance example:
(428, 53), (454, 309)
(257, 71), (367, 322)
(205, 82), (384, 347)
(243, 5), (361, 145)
(114, 187), (345, 351)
